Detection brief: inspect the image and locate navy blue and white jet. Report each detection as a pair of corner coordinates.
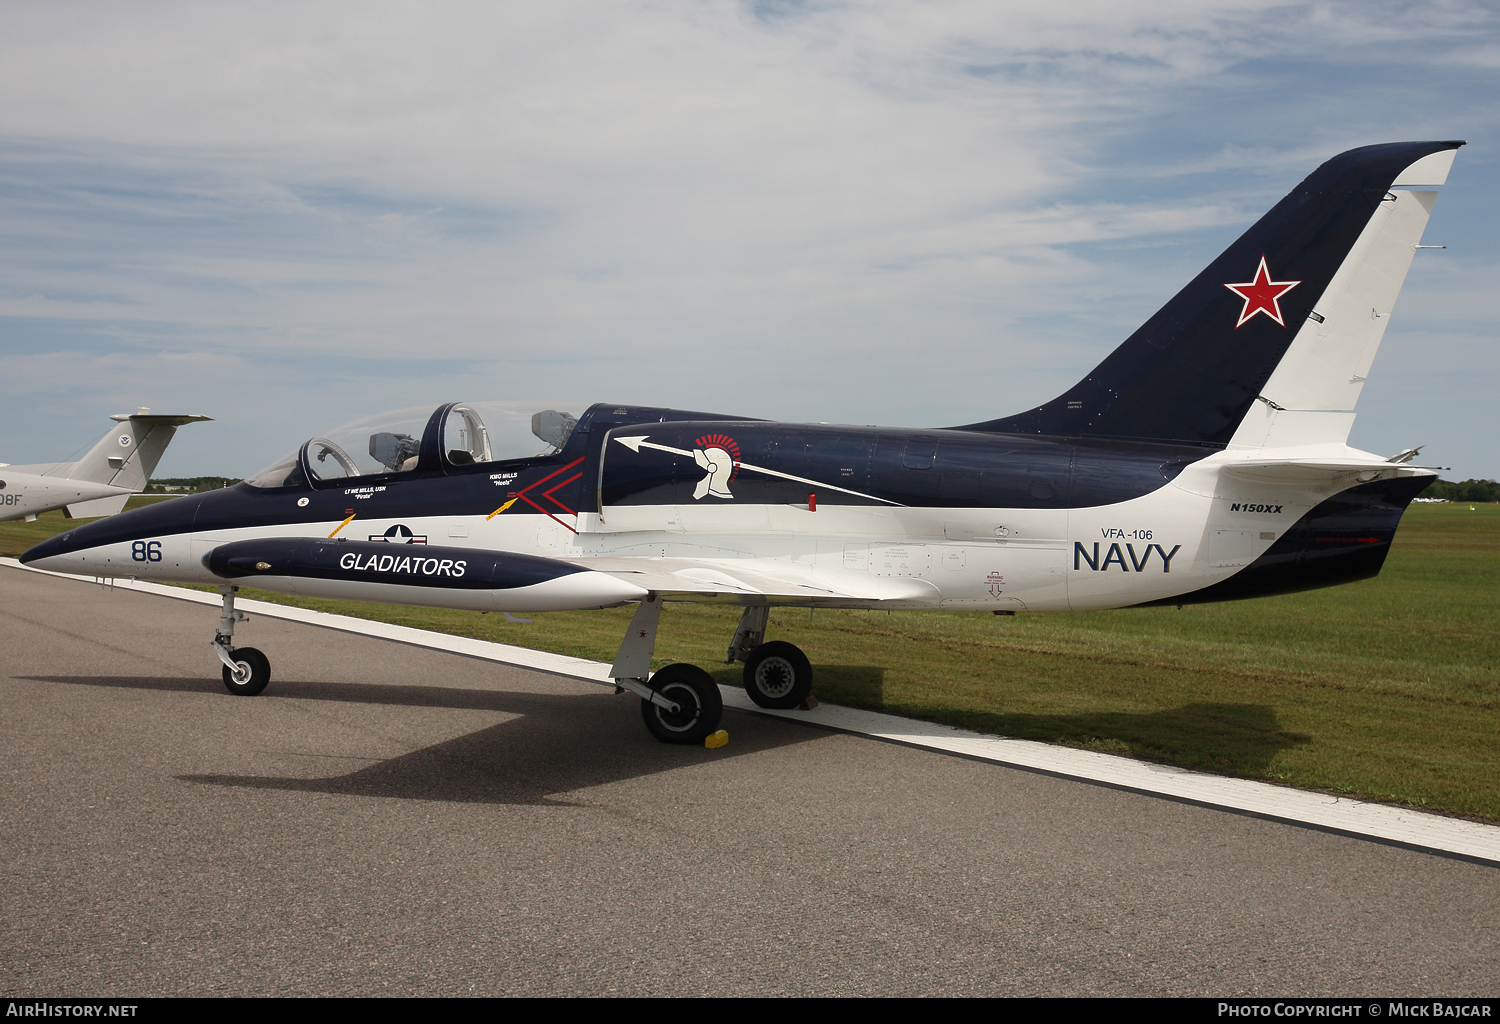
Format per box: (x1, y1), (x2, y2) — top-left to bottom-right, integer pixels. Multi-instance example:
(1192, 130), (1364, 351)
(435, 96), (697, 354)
(22, 141), (1463, 744)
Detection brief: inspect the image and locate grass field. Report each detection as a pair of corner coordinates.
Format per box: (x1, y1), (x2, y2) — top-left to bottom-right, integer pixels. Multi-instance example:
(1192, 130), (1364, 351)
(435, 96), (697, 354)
(4, 497), (1497, 821)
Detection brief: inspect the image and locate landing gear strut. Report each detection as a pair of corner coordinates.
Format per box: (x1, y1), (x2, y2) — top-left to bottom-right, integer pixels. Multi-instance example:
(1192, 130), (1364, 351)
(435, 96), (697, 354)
(210, 585), (270, 696)
(611, 593), (724, 744)
(727, 606), (814, 709)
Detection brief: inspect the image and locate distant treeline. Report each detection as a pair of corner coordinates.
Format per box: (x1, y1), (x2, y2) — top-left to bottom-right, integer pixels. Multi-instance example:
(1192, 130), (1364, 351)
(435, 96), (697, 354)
(1423, 478), (1500, 502)
(145, 477), (241, 493)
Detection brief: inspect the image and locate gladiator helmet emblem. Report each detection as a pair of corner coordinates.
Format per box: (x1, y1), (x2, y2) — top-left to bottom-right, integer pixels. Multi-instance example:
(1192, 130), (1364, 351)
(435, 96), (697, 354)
(692, 434), (740, 500)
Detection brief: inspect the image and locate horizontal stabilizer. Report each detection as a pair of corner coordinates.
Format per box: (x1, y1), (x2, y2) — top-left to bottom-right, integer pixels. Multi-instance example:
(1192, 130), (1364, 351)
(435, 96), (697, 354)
(64, 494), (131, 519)
(1219, 459), (1437, 485)
(108, 413), (213, 426)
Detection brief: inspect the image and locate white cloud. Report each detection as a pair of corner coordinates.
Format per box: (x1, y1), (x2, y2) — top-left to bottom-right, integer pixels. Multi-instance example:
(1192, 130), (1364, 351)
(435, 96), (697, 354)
(1, 1), (1497, 477)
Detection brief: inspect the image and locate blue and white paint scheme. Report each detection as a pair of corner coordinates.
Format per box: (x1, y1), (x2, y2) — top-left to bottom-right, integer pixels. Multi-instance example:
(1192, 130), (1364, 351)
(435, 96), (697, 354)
(22, 141), (1464, 744)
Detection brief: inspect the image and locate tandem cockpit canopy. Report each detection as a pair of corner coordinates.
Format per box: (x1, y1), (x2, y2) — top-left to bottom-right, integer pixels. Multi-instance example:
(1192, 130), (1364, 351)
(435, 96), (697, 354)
(243, 401), (586, 489)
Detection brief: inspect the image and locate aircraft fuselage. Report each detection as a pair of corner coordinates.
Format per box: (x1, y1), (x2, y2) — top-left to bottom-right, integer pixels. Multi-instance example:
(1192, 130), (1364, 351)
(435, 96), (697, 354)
(0, 469), (135, 523)
(22, 402), (1426, 614)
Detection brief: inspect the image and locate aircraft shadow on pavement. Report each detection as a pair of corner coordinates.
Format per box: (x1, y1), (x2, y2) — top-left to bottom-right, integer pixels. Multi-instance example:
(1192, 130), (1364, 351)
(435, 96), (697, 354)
(24, 670), (1310, 794)
(731, 662), (1310, 777)
(21, 673), (824, 806)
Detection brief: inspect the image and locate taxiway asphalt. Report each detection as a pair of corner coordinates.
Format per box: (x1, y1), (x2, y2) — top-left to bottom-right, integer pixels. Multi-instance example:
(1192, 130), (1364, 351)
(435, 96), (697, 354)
(2, 564), (1496, 997)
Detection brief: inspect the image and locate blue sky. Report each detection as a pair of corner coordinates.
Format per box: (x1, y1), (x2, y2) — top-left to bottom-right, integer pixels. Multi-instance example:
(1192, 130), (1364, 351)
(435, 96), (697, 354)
(2, 1), (1496, 479)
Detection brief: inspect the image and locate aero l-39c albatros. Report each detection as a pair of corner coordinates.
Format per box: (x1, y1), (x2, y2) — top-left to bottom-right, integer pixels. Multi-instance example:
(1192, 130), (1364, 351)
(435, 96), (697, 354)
(2, 410), (210, 523)
(23, 141), (1464, 745)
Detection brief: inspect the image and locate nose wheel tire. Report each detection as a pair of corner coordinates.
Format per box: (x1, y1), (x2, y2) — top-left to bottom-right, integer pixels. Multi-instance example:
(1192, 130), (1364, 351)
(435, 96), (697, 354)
(221, 647), (271, 697)
(743, 641), (812, 709)
(641, 664), (723, 744)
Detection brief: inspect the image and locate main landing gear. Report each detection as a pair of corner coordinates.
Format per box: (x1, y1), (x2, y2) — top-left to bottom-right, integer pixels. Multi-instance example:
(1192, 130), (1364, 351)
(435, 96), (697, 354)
(726, 606), (813, 710)
(607, 599), (816, 743)
(210, 585), (270, 696)
(610, 593), (724, 745)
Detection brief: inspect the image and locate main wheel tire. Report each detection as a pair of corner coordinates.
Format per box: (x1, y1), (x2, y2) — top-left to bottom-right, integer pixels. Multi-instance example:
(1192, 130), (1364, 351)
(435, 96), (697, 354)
(640, 663), (723, 744)
(221, 647), (270, 697)
(742, 641), (812, 709)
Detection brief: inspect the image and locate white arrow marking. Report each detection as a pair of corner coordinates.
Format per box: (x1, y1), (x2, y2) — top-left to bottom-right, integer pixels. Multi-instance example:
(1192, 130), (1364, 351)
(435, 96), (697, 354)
(612, 434), (902, 506)
(612, 435), (694, 458)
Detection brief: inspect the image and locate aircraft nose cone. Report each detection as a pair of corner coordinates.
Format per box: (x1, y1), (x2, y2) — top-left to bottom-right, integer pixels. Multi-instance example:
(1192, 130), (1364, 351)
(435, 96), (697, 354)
(20, 490), (206, 569)
(20, 530), (76, 565)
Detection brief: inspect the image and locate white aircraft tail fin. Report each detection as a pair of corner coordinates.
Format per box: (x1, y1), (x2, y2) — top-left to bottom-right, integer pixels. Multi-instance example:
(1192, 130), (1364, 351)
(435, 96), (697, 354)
(67, 411), (212, 490)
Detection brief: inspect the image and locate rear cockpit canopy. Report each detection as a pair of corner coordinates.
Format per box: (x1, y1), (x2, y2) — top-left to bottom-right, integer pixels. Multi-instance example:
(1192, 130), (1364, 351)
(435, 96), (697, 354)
(243, 401), (586, 490)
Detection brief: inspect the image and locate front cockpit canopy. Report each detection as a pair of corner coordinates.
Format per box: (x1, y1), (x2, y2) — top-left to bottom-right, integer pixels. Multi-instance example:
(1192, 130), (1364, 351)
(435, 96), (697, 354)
(243, 401), (586, 489)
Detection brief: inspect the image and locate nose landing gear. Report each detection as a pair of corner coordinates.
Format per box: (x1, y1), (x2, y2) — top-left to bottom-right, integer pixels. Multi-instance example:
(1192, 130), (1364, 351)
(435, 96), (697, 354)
(221, 646), (270, 696)
(210, 585), (271, 696)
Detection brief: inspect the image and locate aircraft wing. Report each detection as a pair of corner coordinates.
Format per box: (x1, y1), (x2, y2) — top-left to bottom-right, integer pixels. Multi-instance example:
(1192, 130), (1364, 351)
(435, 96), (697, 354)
(568, 556), (939, 603)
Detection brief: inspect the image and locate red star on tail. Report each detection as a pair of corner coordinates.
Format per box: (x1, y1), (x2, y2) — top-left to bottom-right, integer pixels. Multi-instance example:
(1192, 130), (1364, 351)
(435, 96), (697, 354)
(1225, 256), (1301, 328)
